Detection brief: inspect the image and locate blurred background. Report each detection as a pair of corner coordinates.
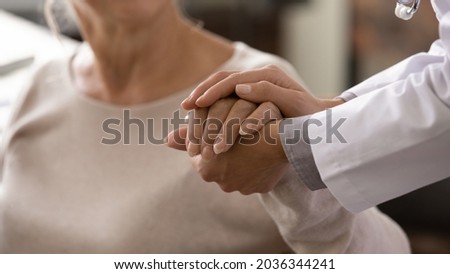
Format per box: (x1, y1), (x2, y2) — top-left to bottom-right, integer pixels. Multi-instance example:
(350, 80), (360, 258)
(0, 0), (448, 253)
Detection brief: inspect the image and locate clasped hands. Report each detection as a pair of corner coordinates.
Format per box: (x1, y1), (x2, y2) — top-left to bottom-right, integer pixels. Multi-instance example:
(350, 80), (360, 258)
(166, 65), (343, 194)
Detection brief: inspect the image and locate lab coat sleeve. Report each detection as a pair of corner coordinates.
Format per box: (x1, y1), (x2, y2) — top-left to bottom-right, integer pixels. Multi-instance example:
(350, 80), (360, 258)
(285, 6), (450, 213)
(260, 169), (410, 253)
(305, 10), (450, 212)
(339, 44), (446, 99)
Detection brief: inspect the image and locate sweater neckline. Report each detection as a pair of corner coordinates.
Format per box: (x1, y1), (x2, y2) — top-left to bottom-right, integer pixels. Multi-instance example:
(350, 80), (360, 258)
(64, 42), (246, 111)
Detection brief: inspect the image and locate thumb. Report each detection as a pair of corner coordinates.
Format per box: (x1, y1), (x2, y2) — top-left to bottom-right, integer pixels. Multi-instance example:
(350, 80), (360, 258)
(235, 82), (302, 117)
(165, 127), (188, 151)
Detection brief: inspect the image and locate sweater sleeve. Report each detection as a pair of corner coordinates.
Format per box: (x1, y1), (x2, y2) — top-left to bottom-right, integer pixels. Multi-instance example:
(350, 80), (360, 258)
(260, 169), (410, 253)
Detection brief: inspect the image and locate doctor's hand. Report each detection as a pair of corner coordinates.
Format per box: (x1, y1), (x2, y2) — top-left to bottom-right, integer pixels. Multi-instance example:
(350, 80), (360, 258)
(182, 65), (343, 116)
(181, 65), (343, 155)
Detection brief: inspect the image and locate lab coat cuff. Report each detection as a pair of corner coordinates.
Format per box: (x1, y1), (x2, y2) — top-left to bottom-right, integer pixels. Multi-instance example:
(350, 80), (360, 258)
(280, 117), (326, 191)
(308, 109), (374, 213)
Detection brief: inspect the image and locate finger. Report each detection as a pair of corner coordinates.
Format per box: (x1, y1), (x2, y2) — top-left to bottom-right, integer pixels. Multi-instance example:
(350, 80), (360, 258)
(195, 65), (303, 108)
(240, 102), (282, 136)
(187, 108), (208, 157)
(165, 127), (188, 151)
(190, 153), (223, 183)
(181, 71), (237, 110)
(235, 81), (306, 118)
(201, 98), (237, 161)
(214, 99), (257, 155)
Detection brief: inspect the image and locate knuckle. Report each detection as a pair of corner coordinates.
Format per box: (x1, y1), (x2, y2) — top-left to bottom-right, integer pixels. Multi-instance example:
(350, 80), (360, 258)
(214, 71), (232, 80)
(236, 99), (257, 111)
(260, 188), (271, 194)
(257, 80), (271, 89)
(227, 72), (242, 82)
(239, 189), (253, 196)
(261, 101), (276, 110)
(200, 173), (216, 183)
(265, 64), (281, 73)
(221, 97), (239, 106)
(193, 108), (207, 122)
(261, 102), (281, 117)
(219, 183), (235, 193)
(197, 166), (217, 183)
(209, 98), (233, 113)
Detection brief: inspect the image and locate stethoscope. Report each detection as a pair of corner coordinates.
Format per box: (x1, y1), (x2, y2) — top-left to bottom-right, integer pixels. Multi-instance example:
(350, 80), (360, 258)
(396, 0), (421, 20)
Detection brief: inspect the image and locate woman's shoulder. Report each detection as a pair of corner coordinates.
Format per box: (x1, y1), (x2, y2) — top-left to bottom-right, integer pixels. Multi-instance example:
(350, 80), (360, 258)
(30, 56), (73, 91)
(16, 55), (73, 103)
(4, 55), (75, 132)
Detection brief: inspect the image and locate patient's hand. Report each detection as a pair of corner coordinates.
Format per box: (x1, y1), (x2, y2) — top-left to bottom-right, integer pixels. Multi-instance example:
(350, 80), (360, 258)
(166, 98), (289, 194)
(189, 116), (290, 194)
(167, 96), (282, 158)
(186, 97), (256, 160)
(166, 97), (255, 152)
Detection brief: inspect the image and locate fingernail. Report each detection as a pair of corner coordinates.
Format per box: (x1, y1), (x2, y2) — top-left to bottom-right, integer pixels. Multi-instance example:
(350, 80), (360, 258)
(213, 144), (222, 155)
(240, 120), (258, 136)
(202, 146), (214, 161)
(213, 136), (224, 154)
(187, 143), (197, 157)
(236, 84), (252, 95)
(239, 127), (251, 136)
(213, 142), (225, 155)
(183, 94), (192, 103)
(181, 94), (192, 107)
(195, 95), (204, 105)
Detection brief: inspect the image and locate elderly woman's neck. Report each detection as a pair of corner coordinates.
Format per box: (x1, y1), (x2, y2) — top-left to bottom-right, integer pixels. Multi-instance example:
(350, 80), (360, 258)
(72, 7), (233, 104)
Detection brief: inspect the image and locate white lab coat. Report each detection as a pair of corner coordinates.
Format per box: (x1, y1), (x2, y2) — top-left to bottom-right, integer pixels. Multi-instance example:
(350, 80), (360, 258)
(308, 0), (450, 213)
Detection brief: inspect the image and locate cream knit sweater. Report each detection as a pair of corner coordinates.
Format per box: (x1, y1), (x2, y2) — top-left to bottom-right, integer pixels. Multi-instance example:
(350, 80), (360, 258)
(0, 42), (409, 253)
